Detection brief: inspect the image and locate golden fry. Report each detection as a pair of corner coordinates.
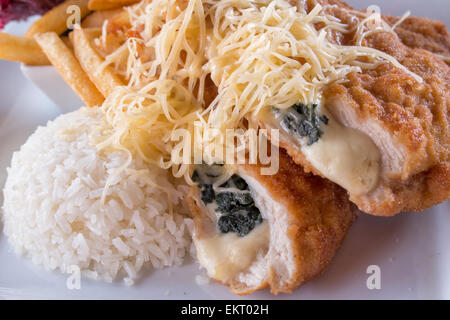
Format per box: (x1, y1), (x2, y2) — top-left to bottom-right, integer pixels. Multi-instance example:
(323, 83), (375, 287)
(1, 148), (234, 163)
(107, 10), (131, 31)
(25, 0), (91, 38)
(81, 8), (124, 28)
(60, 35), (74, 51)
(72, 27), (125, 97)
(88, 0), (140, 11)
(88, 0), (139, 11)
(35, 32), (105, 106)
(0, 32), (50, 65)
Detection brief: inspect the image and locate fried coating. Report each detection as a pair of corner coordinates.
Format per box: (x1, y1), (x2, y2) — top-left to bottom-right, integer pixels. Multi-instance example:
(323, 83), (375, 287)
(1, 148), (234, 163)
(384, 15), (450, 58)
(324, 47), (449, 214)
(276, 0), (450, 216)
(188, 149), (358, 295)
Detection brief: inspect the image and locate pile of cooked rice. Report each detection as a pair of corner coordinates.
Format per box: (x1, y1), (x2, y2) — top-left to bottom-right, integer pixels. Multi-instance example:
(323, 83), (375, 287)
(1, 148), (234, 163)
(1, 107), (194, 285)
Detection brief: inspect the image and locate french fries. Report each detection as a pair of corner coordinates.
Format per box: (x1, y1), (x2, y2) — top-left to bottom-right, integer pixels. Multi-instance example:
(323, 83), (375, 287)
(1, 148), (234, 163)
(1, 0), (133, 107)
(60, 36), (74, 51)
(107, 10), (131, 31)
(81, 8), (124, 28)
(25, 0), (91, 38)
(88, 0), (139, 11)
(35, 32), (105, 106)
(0, 32), (50, 65)
(72, 27), (125, 97)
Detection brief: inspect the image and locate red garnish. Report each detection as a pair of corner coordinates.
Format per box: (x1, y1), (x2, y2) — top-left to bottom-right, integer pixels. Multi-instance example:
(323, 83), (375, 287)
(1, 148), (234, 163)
(0, 0), (65, 29)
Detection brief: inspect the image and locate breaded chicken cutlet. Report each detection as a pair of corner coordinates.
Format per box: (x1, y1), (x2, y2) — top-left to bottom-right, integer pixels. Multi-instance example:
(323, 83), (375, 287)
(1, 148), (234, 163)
(257, 0), (449, 216)
(383, 15), (450, 60)
(187, 149), (358, 295)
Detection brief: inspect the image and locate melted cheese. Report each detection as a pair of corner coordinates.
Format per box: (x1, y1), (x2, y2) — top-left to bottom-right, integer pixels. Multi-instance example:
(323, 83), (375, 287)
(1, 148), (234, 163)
(302, 112), (380, 195)
(194, 168), (270, 282)
(261, 106), (380, 195)
(195, 221), (269, 282)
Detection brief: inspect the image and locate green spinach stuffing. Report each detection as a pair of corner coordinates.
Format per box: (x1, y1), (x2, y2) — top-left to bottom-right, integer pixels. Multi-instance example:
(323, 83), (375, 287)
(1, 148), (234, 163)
(192, 168), (263, 237)
(274, 103), (328, 145)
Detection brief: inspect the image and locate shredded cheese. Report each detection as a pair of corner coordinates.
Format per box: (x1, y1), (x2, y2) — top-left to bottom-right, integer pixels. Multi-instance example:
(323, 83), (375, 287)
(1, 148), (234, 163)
(93, 0), (423, 182)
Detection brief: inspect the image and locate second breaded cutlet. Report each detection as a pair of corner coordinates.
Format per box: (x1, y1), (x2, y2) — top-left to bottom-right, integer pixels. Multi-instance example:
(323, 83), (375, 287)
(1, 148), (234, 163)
(188, 149), (358, 295)
(260, 0), (449, 216)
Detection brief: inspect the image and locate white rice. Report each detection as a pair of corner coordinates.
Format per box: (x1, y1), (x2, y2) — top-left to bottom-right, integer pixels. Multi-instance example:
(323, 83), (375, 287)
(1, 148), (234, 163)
(2, 107), (194, 284)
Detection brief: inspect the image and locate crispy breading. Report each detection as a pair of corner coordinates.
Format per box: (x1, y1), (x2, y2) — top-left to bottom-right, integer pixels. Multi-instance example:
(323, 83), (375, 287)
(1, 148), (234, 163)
(188, 149), (358, 295)
(275, 0), (450, 215)
(313, 0), (450, 58)
(384, 15), (450, 57)
(324, 43), (449, 214)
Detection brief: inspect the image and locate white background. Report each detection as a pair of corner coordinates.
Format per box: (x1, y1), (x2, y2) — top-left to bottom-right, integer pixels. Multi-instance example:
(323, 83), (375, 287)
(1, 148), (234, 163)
(0, 0), (449, 299)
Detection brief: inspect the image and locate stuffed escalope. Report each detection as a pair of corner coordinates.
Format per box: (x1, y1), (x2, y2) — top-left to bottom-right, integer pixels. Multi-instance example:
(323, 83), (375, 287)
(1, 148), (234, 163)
(188, 149), (358, 294)
(1, 0), (448, 295)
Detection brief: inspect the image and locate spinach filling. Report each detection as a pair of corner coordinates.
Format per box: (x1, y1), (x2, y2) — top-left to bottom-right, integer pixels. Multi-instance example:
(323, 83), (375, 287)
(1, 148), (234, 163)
(192, 169), (263, 237)
(192, 165), (222, 204)
(273, 103), (329, 146)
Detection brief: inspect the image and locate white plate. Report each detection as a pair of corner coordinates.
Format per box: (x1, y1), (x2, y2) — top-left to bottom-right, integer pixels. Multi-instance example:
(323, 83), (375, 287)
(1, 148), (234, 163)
(1, 0), (449, 300)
